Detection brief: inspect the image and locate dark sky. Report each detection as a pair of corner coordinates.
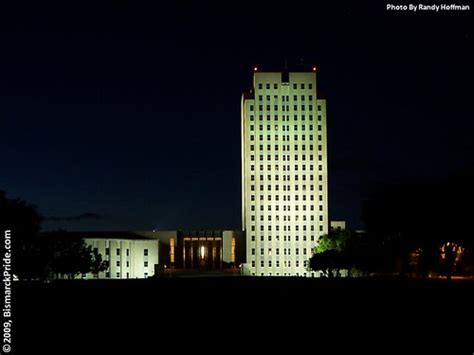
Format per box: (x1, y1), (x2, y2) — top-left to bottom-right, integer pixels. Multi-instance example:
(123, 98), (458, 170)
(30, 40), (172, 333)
(0, 1), (472, 231)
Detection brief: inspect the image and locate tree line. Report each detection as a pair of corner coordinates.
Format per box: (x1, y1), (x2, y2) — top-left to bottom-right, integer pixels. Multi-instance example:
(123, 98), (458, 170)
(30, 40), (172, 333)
(309, 168), (474, 279)
(0, 191), (108, 280)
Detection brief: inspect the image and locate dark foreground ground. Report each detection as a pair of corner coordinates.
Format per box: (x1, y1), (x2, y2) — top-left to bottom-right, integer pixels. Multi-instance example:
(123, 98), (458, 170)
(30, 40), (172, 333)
(12, 277), (474, 354)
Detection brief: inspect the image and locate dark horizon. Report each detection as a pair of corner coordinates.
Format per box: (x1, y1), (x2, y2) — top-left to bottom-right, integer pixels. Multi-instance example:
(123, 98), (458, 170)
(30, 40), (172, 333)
(0, 1), (472, 232)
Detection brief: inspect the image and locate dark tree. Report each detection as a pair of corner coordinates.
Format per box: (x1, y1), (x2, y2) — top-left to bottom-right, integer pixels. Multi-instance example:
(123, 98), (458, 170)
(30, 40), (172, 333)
(0, 191), (45, 279)
(308, 249), (342, 277)
(91, 249), (109, 278)
(49, 233), (94, 279)
(311, 229), (353, 276)
(362, 167), (474, 278)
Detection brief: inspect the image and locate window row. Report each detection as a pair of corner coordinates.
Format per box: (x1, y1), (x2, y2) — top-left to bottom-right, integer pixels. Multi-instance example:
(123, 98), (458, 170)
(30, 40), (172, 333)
(249, 214), (324, 221)
(256, 104), (316, 112)
(249, 104), (322, 111)
(251, 236), (315, 242)
(251, 260), (307, 268)
(249, 184), (323, 192)
(104, 248), (149, 256)
(249, 125), (322, 132)
(252, 248), (309, 255)
(250, 224), (324, 232)
(250, 135), (323, 142)
(250, 204), (324, 212)
(249, 114), (323, 121)
(113, 261), (149, 267)
(250, 164), (324, 173)
(250, 235), (317, 242)
(257, 83), (314, 90)
(250, 205), (323, 213)
(249, 225), (325, 232)
(250, 174), (322, 182)
(258, 95), (314, 102)
(250, 194), (324, 200)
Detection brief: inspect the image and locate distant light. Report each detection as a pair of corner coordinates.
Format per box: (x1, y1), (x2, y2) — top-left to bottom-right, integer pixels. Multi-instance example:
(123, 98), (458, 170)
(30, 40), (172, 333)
(253, 66), (258, 72)
(312, 66), (317, 72)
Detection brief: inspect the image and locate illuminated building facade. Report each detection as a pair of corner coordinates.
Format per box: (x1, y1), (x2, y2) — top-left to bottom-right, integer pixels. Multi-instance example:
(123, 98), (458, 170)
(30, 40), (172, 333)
(61, 232), (160, 279)
(135, 230), (245, 270)
(241, 68), (329, 276)
(47, 230), (244, 279)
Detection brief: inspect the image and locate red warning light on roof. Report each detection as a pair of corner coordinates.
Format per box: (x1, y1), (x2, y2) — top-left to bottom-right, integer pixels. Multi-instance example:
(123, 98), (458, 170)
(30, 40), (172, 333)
(253, 66), (258, 72)
(312, 66), (317, 72)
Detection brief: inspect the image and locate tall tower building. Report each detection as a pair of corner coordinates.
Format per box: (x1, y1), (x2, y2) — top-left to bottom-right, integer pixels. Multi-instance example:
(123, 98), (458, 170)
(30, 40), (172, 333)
(241, 67), (328, 276)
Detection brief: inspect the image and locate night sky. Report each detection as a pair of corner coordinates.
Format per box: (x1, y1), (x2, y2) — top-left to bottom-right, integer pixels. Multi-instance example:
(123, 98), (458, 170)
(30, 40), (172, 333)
(0, 1), (472, 231)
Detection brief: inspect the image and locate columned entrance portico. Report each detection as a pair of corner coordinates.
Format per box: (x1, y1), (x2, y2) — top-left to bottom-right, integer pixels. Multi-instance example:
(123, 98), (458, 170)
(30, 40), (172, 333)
(182, 237), (223, 270)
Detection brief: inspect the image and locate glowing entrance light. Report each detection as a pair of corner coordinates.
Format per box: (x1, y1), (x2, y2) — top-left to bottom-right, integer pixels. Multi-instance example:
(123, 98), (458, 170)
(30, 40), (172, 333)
(200, 245), (205, 260)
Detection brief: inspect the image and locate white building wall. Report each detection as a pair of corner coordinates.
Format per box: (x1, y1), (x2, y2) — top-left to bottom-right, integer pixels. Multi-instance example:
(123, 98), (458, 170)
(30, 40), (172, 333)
(84, 238), (159, 279)
(241, 70), (329, 276)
